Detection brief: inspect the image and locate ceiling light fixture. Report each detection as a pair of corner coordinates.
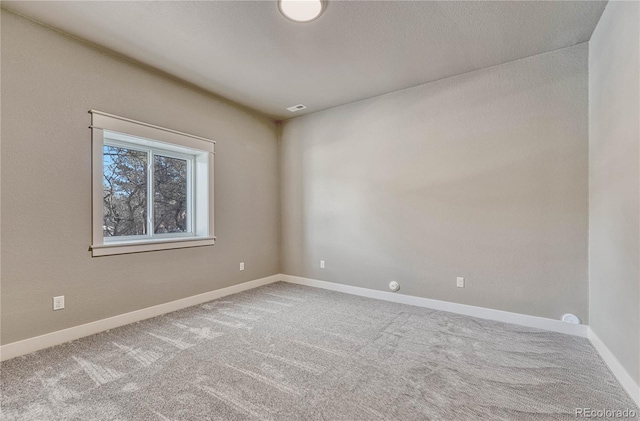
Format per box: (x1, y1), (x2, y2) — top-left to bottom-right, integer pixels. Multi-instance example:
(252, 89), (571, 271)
(278, 0), (326, 23)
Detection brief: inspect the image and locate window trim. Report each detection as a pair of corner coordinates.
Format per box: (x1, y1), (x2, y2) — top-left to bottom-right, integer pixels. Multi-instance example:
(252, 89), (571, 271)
(90, 110), (215, 257)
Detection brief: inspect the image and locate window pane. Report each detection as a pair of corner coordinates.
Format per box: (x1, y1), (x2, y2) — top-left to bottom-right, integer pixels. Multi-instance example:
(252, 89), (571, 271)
(154, 155), (188, 234)
(103, 145), (148, 237)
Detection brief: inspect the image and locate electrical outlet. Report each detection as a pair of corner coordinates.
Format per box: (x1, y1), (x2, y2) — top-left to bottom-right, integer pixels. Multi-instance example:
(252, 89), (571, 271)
(320, 260), (325, 269)
(456, 277), (465, 288)
(53, 296), (65, 310)
(240, 262), (245, 271)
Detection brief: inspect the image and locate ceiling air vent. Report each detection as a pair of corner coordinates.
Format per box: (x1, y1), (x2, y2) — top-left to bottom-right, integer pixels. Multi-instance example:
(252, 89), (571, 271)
(286, 104), (307, 112)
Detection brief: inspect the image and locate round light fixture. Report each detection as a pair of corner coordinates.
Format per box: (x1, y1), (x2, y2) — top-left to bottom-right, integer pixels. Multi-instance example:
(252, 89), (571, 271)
(278, 0), (326, 23)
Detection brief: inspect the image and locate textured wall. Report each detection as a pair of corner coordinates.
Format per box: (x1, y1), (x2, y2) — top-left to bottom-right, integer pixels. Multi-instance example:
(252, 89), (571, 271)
(280, 44), (589, 321)
(1, 11), (280, 345)
(589, 1), (640, 385)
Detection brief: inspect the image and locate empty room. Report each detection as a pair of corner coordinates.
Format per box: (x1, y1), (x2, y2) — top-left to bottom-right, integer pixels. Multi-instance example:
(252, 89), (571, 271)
(1, 0), (638, 419)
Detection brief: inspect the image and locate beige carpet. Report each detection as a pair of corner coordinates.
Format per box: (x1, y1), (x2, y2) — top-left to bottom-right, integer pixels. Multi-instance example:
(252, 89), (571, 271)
(1, 282), (637, 420)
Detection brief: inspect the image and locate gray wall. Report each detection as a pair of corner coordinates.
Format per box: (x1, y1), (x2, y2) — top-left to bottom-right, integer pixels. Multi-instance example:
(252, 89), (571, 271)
(589, 1), (640, 385)
(280, 44), (589, 321)
(0, 11), (280, 345)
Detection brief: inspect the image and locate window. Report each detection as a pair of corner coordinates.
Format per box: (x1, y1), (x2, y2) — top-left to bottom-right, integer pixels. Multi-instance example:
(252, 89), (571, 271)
(90, 110), (215, 256)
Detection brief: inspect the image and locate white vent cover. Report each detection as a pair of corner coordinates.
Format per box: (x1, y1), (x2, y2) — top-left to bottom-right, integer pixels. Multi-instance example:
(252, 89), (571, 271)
(286, 104), (307, 112)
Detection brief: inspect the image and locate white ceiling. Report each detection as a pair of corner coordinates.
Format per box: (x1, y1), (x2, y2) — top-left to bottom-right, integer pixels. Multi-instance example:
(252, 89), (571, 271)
(3, 1), (607, 120)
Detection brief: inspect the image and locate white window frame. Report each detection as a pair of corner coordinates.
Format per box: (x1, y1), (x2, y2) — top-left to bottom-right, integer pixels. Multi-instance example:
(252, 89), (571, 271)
(90, 110), (215, 257)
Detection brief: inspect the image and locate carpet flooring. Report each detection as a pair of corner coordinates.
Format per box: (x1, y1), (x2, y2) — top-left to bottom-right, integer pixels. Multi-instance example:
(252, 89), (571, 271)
(1, 282), (637, 420)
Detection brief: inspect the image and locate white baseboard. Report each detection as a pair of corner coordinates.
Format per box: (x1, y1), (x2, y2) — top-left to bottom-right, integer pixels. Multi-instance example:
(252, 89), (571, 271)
(4, 273), (636, 407)
(588, 327), (640, 406)
(0, 274), (281, 362)
(282, 275), (588, 337)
